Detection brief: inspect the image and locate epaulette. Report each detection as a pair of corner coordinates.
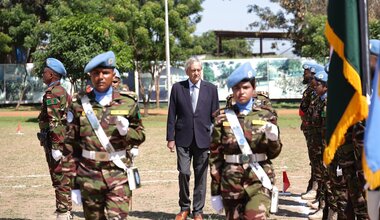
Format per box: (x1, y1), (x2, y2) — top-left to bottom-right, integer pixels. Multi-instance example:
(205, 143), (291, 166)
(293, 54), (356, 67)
(225, 94), (235, 108)
(120, 90), (138, 101)
(212, 107), (228, 118)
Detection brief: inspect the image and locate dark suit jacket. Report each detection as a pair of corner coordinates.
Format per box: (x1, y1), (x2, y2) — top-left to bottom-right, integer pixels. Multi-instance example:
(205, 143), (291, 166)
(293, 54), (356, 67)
(166, 79), (219, 148)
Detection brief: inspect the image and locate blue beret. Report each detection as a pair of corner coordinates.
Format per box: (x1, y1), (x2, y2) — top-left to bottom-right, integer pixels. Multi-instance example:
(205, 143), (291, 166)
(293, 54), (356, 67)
(315, 70), (328, 83)
(227, 62), (256, 89)
(114, 68), (121, 78)
(46, 58), (66, 77)
(369, 39), (380, 56)
(84, 51), (116, 73)
(302, 62), (324, 74)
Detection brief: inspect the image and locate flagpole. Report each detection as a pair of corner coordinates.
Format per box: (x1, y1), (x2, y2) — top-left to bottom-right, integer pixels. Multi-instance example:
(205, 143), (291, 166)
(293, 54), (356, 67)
(358, 0), (371, 97)
(165, 0), (171, 102)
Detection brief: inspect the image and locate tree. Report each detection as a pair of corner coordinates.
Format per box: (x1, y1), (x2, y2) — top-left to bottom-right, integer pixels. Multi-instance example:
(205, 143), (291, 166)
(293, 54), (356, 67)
(248, 0), (328, 58)
(116, 0), (204, 114)
(193, 31), (253, 58)
(298, 13), (329, 63)
(32, 14), (133, 91)
(248, 0), (380, 60)
(0, 0), (51, 63)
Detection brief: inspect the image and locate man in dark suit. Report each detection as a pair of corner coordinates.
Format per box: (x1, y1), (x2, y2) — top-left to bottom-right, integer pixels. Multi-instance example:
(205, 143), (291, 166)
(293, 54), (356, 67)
(167, 57), (219, 220)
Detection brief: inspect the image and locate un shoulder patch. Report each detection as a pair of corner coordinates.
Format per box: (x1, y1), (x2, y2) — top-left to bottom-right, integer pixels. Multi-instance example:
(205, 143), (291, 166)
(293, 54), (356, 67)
(46, 98), (58, 106)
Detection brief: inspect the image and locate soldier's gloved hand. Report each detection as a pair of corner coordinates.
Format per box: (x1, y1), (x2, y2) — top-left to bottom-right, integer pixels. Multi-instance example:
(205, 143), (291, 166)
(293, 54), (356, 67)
(262, 122), (279, 141)
(71, 189), (82, 205)
(116, 116), (129, 136)
(130, 147), (139, 158)
(211, 195), (224, 213)
(52, 149), (63, 161)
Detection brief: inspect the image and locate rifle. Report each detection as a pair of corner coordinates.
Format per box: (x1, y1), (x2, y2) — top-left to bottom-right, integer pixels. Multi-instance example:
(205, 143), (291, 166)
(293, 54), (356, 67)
(37, 128), (52, 164)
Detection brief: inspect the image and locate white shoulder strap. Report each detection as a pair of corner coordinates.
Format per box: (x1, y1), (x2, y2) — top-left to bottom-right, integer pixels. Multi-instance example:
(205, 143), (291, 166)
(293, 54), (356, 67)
(81, 95), (127, 171)
(225, 109), (273, 190)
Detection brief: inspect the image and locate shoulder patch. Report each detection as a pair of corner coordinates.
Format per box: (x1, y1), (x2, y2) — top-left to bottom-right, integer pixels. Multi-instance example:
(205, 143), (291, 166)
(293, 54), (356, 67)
(252, 119), (267, 126)
(222, 121), (230, 126)
(120, 91), (138, 101)
(256, 90), (269, 98)
(110, 110), (130, 115)
(46, 98), (59, 105)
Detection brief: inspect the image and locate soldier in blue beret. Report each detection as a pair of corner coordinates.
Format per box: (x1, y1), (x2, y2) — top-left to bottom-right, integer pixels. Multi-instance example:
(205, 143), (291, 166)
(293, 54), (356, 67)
(209, 62), (282, 219)
(306, 69), (330, 219)
(300, 62), (325, 202)
(38, 57), (73, 219)
(63, 51), (145, 219)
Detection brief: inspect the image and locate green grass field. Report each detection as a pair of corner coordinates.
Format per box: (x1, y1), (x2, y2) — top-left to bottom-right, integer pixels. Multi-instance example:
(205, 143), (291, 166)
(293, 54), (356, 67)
(0, 109), (311, 219)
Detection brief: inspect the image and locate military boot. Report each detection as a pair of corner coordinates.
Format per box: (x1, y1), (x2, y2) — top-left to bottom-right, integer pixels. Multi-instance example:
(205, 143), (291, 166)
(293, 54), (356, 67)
(308, 208), (323, 220)
(306, 199), (319, 210)
(302, 181), (318, 200)
(56, 212), (72, 220)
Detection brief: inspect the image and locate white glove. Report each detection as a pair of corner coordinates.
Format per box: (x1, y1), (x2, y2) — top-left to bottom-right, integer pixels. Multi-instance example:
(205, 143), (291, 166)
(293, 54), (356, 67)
(211, 195), (224, 213)
(71, 189), (82, 205)
(130, 147), (139, 157)
(52, 149), (63, 161)
(262, 122), (279, 141)
(116, 116), (129, 136)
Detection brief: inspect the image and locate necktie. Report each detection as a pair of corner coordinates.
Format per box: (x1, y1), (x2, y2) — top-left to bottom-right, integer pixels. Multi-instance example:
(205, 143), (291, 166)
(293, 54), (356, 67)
(191, 84), (198, 112)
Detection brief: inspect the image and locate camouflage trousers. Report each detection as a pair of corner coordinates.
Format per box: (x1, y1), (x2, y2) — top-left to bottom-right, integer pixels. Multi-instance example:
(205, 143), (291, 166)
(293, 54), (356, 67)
(306, 129), (324, 199)
(343, 166), (368, 219)
(223, 186), (271, 220)
(303, 129), (314, 192)
(76, 163), (132, 219)
(328, 162), (368, 219)
(45, 150), (72, 213)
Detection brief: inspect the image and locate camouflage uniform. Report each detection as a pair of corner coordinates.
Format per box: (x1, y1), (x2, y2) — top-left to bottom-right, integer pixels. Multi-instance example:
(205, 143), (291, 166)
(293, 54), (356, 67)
(306, 95), (325, 197)
(209, 100), (282, 219)
(37, 81), (72, 214)
(329, 123), (369, 219)
(307, 95), (337, 213)
(299, 85), (317, 192)
(64, 89), (145, 219)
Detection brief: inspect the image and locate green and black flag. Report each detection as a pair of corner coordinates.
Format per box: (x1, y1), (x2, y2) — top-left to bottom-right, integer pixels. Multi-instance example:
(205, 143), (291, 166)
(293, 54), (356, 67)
(324, 0), (369, 165)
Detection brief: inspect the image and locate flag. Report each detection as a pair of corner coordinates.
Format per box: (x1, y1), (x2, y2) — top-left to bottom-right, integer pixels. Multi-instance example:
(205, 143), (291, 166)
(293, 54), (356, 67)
(323, 0), (369, 165)
(282, 171), (290, 192)
(363, 57), (380, 189)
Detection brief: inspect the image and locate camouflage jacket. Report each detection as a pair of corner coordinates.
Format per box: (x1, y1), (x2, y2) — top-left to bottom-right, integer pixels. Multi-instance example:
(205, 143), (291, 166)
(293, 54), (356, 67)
(209, 100), (282, 199)
(300, 84), (316, 130)
(308, 95), (327, 134)
(64, 89), (145, 170)
(334, 124), (363, 169)
(38, 81), (70, 150)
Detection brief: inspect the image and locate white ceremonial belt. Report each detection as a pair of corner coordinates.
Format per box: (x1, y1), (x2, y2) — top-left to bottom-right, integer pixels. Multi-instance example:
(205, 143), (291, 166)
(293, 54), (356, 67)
(225, 153), (267, 164)
(82, 149), (126, 162)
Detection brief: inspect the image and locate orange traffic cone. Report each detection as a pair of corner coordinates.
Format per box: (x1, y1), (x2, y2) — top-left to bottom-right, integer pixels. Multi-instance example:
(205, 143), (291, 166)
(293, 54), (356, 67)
(16, 122), (23, 135)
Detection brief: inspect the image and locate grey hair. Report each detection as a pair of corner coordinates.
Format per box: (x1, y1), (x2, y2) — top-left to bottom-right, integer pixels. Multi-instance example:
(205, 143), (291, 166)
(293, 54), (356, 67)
(185, 56), (202, 72)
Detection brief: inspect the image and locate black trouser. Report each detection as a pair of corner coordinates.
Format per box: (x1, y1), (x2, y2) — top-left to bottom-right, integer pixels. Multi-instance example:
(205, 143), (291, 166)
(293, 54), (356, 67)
(176, 139), (208, 215)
